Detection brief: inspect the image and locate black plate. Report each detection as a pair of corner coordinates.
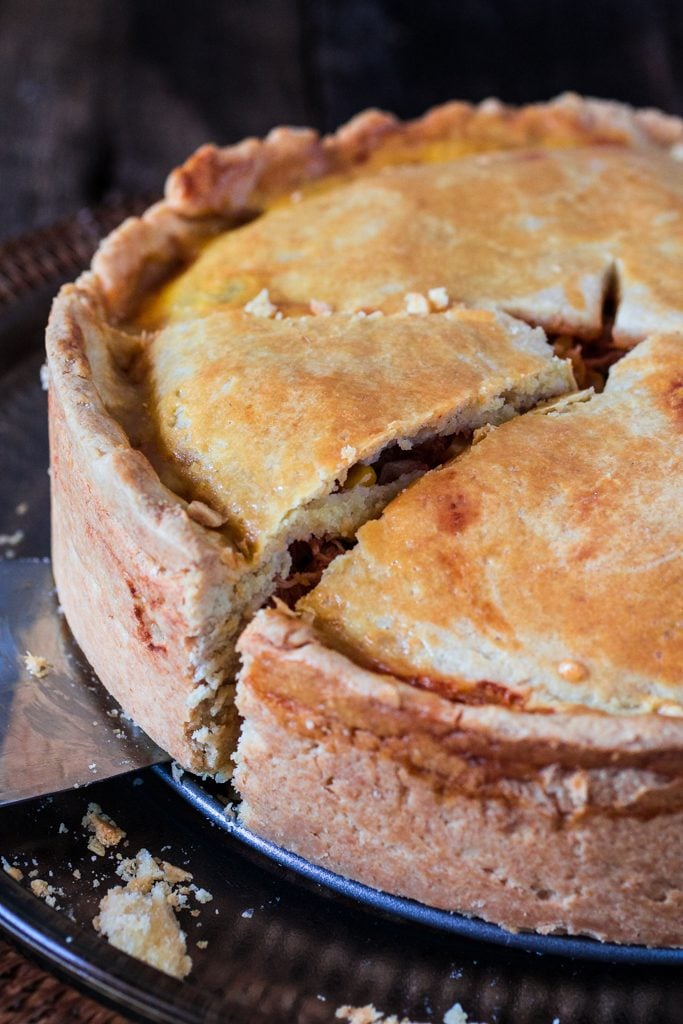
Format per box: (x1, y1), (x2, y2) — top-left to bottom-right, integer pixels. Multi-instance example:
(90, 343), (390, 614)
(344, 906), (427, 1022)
(0, 226), (682, 1024)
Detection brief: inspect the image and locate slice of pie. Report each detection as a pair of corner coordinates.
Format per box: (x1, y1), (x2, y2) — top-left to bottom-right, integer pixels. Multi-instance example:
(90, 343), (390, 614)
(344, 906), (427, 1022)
(235, 332), (683, 946)
(46, 94), (683, 944)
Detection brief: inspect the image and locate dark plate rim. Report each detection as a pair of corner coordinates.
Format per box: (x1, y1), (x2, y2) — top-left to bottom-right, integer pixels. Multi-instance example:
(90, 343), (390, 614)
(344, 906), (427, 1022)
(0, 854), (239, 1024)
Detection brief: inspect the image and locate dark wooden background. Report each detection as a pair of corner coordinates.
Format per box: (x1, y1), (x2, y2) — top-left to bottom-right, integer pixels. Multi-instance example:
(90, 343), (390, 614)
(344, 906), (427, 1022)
(1, 0), (683, 242)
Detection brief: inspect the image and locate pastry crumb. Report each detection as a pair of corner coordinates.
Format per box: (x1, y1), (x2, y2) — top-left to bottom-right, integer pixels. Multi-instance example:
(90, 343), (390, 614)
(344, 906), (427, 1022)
(186, 499), (227, 528)
(15, 501), (29, 516)
(83, 803), (126, 852)
(335, 1002), (479, 1024)
(1, 857), (23, 882)
(244, 287), (278, 318)
(443, 1006), (469, 1024)
(94, 847), (204, 980)
(428, 286), (450, 310)
(241, 907), (254, 919)
(404, 291), (429, 314)
(96, 884), (192, 979)
(336, 1006), (383, 1024)
(30, 878), (65, 909)
(161, 861), (192, 885)
(23, 651), (49, 678)
(196, 939), (208, 949)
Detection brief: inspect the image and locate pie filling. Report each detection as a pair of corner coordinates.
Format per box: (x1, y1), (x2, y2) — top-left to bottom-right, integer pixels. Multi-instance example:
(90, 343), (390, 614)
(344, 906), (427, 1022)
(273, 537), (354, 608)
(550, 276), (624, 391)
(271, 430), (475, 606)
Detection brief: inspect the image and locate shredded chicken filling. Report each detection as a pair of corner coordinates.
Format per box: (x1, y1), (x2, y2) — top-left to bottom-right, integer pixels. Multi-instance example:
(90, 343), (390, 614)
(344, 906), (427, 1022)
(273, 537), (354, 608)
(551, 283), (624, 391)
(335, 431), (471, 493)
(273, 431), (473, 607)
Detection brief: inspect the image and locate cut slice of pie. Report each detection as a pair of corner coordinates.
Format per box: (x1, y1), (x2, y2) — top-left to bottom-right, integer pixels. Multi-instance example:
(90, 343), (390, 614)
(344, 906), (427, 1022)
(234, 332), (683, 946)
(296, 333), (683, 716)
(140, 308), (571, 566)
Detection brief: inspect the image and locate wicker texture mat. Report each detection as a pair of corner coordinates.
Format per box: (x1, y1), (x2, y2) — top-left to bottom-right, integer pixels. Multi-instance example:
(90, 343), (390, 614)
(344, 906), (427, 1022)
(0, 938), (132, 1024)
(0, 198), (150, 307)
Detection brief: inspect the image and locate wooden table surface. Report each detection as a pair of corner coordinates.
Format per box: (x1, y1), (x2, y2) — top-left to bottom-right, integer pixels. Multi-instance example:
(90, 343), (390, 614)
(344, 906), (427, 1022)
(2, 1), (682, 1020)
(0, 938), (131, 1024)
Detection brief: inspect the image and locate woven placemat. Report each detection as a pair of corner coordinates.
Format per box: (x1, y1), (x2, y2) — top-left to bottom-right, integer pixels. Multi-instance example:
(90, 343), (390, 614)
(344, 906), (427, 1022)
(0, 937), (132, 1024)
(0, 197), (151, 307)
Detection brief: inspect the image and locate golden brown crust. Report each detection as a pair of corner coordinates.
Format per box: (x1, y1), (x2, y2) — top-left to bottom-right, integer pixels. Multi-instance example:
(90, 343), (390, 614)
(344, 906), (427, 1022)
(143, 308), (571, 553)
(165, 94), (683, 220)
(144, 146), (683, 346)
(235, 609), (683, 946)
(302, 334), (683, 716)
(91, 94), (683, 326)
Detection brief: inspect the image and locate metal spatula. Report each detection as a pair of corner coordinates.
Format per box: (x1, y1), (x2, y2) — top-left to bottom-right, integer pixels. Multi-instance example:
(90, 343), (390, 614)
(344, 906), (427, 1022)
(0, 559), (168, 805)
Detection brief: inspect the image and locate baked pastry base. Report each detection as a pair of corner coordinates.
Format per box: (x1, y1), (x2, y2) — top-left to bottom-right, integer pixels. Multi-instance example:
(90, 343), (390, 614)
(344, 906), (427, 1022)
(235, 610), (683, 948)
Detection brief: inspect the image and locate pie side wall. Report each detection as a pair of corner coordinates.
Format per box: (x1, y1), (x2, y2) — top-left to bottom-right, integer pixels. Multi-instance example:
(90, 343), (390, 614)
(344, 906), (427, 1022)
(49, 382), (202, 768)
(234, 613), (683, 947)
(46, 288), (250, 775)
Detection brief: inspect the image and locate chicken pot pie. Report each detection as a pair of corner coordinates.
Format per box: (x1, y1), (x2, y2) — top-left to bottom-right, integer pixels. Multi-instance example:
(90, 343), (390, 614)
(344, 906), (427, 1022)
(235, 332), (683, 946)
(46, 94), (683, 944)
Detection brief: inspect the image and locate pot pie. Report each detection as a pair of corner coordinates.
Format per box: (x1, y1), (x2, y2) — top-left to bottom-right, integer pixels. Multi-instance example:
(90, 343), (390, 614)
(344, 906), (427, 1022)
(46, 94), (683, 946)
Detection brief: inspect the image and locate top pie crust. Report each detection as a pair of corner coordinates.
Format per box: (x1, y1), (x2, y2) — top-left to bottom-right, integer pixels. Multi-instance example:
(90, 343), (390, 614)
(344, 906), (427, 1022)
(140, 146), (683, 345)
(46, 92), (683, 787)
(300, 332), (683, 715)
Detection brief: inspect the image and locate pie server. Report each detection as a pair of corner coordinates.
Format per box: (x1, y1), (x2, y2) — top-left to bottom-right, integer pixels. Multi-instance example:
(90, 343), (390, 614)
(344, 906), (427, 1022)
(0, 559), (169, 805)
